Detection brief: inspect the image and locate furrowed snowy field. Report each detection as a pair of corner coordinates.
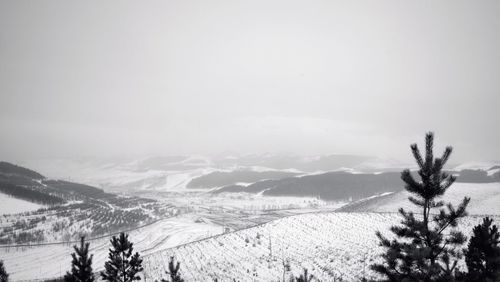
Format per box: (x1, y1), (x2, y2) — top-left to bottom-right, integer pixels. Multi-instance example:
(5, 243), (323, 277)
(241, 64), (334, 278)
(142, 212), (500, 281)
(0, 214), (222, 281)
(4, 211), (496, 281)
(141, 183), (500, 281)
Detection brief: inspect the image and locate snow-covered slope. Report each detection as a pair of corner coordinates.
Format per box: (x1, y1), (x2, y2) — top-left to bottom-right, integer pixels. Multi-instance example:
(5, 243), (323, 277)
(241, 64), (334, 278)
(23, 157), (499, 194)
(340, 182), (500, 215)
(22, 158), (212, 192)
(142, 212), (500, 281)
(0, 214), (222, 281)
(20, 155), (401, 193)
(0, 192), (44, 215)
(3, 210), (499, 281)
(453, 161), (500, 171)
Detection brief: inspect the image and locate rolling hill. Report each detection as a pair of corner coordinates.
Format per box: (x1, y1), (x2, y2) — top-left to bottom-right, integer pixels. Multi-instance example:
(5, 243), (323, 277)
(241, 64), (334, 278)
(186, 170), (301, 189)
(2, 160), (500, 281)
(142, 212), (500, 281)
(213, 169), (500, 201)
(21, 156), (500, 194)
(0, 161), (121, 207)
(4, 211), (498, 281)
(0, 214), (221, 281)
(19, 154), (395, 192)
(339, 182), (500, 215)
(0, 162), (172, 245)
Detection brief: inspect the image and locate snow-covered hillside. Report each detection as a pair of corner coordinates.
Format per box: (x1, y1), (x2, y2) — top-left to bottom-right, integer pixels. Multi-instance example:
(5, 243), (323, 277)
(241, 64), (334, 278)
(142, 212), (500, 281)
(0, 192), (44, 215)
(340, 182), (500, 215)
(22, 158), (212, 192)
(20, 155), (405, 193)
(0, 214), (222, 281)
(3, 209), (500, 281)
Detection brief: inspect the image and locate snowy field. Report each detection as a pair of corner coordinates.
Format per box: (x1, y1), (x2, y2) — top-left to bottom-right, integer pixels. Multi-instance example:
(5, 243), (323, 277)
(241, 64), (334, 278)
(0, 193), (44, 215)
(2, 207), (500, 281)
(0, 214), (222, 281)
(22, 158), (213, 192)
(162, 193), (341, 212)
(143, 212), (500, 281)
(341, 182), (500, 215)
(2, 166), (499, 281)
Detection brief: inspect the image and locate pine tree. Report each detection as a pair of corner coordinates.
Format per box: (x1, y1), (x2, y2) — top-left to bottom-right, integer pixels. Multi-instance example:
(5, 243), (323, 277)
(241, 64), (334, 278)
(160, 256), (184, 282)
(101, 232), (143, 282)
(64, 236), (94, 282)
(0, 260), (8, 282)
(295, 268), (313, 282)
(464, 217), (500, 282)
(371, 132), (470, 281)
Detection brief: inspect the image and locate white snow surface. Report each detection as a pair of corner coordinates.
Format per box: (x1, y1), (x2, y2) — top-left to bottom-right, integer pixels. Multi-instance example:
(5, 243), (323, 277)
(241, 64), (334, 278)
(0, 193), (44, 215)
(142, 212), (499, 282)
(488, 168), (500, 176)
(22, 158), (212, 192)
(453, 161), (500, 171)
(344, 182), (500, 215)
(3, 202), (499, 281)
(0, 214), (222, 281)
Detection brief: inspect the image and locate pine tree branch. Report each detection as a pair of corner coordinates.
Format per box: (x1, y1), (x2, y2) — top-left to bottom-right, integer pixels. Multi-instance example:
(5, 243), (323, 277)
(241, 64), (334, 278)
(411, 144), (425, 169)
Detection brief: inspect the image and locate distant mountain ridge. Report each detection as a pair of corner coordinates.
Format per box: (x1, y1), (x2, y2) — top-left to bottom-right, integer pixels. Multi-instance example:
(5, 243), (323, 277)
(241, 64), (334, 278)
(213, 168), (500, 201)
(19, 156), (500, 193)
(0, 161), (115, 205)
(0, 161), (44, 180)
(211, 154), (376, 172)
(0, 182), (64, 205)
(20, 154), (389, 192)
(186, 170), (301, 189)
(215, 171), (404, 201)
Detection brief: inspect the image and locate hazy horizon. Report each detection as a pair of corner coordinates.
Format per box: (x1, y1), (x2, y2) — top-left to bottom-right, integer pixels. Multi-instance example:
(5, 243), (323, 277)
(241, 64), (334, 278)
(1, 0), (499, 164)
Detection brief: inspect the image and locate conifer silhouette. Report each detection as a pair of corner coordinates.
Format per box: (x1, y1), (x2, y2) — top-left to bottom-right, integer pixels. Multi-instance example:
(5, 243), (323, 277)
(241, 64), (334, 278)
(0, 260), (8, 282)
(64, 236), (94, 282)
(464, 217), (500, 282)
(371, 132), (470, 281)
(295, 268), (313, 282)
(160, 256), (184, 282)
(101, 232), (143, 282)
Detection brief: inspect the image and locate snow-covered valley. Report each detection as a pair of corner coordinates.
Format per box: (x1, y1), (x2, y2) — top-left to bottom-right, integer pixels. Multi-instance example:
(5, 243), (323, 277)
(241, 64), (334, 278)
(1, 158), (500, 281)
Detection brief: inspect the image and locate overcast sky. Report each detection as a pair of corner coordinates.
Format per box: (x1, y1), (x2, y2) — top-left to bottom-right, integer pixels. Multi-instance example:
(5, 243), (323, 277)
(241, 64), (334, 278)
(1, 0), (499, 163)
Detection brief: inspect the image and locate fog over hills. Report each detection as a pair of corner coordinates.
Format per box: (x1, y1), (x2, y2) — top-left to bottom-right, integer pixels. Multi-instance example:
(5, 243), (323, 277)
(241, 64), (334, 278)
(20, 154), (376, 190)
(2, 158), (500, 281)
(1, 0), (499, 280)
(16, 156), (500, 201)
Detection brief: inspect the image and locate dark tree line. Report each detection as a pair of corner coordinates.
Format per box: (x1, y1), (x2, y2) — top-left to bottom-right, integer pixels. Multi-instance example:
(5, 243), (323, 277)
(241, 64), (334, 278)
(0, 183), (64, 205)
(0, 161), (45, 180)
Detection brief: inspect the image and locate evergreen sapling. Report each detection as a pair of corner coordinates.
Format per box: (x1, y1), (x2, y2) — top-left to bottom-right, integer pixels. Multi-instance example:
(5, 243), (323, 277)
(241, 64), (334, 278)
(0, 260), (8, 282)
(464, 217), (500, 282)
(101, 232), (143, 282)
(371, 132), (470, 281)
(161, 256), (184, 282)
(64, 236), (94, 282)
